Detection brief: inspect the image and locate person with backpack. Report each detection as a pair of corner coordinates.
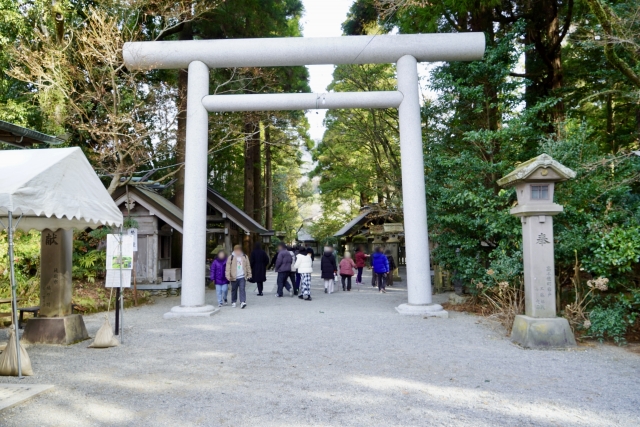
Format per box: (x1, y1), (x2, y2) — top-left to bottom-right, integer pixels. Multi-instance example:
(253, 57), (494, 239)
(225, 245), (253, 308)
(321, 246), (337, 294)
(250, 242), (269, 296)
(274, 242), (293, 297)
(385, 249), (397, 288)
(339, 251), (356, 291)
(210, 250), (229, 307)
(371, 246), (390, 293)
(294, 248), (313, 300)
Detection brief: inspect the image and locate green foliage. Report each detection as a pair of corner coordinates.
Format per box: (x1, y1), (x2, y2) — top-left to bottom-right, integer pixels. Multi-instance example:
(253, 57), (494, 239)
(423, 32), (533, 285)
(190, 0), (310, 235)
(0, 0), (42, 129)
(72, 230), (106, 283)
(585, 227), (640, 279)
(0, 231), (40, 305)
(271, 156), (306, 241)
(540, 120), (640, 289)
(123, 217), (139, 230)
(312, 61), (400, 206)
(307, 210), (349, 245)
(587, 299), (638, 344)
(310, 59), (401, 236)
(72, 230), (106, 284)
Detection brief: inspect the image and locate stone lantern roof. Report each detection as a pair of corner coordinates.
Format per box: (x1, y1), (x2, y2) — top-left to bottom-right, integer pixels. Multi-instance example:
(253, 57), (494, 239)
(497, 154), (576, 188)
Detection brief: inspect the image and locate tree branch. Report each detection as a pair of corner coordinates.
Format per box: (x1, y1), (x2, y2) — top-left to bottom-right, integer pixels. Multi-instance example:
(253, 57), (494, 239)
(584, 0), (640, 89)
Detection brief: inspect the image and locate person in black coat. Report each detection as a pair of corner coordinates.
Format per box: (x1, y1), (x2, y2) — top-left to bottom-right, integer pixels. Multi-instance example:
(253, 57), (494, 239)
(320, 247), (337, 294)
(250, 242), (270, 296)
(268, 252), (277, 270)
(385, 249), (397, 287)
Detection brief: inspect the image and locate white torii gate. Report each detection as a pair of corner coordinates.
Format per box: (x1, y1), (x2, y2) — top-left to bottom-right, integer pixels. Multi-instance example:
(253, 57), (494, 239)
(123, 33), (485, 318)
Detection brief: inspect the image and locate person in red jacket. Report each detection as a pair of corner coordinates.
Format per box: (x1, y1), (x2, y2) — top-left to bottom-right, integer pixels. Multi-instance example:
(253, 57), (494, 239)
(354, 246), (369, 285)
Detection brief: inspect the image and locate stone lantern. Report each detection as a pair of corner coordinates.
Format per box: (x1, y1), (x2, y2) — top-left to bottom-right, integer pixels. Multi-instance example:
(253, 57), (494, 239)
(497, 154), (577, 349)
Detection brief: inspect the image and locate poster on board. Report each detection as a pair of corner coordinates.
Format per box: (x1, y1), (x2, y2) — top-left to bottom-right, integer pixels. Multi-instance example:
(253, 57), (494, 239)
(105, 269), (132, 288)
(106, 234), (134, 270)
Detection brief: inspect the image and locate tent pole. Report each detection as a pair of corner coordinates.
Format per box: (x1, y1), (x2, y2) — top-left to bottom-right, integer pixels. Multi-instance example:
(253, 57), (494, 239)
(8, 211), (23, 378)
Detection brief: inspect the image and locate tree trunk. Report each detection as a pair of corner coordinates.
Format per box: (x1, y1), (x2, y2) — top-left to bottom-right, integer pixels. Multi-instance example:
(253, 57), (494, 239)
(171, 22), (193, 270)
(606, 92), (614, 151)
(265, 125), (273, 230)
(106, 172), (121, 195)
(173, 21), (193, 210)
(253, 122), (262, 224)
(174, 68), (188, 210)
(243, 117), (256, 218)
(636, 107), (640, 143)
(524, 0), (571, 128)
(359, 192), (369, 207)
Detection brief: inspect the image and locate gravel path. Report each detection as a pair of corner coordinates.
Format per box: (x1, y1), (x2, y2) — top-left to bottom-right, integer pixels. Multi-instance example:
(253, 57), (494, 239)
(1, 264), (639, 427)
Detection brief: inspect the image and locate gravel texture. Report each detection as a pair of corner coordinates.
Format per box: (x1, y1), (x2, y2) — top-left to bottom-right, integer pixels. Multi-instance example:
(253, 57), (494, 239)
(1, 264), (639, 427)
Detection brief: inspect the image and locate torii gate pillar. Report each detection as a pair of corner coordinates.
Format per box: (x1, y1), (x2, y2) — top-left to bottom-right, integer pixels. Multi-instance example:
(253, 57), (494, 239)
(394, 55), (444, 316)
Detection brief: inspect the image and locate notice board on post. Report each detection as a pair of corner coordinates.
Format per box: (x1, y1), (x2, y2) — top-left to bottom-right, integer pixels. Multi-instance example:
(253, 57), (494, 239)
(105, 234), (134, 288)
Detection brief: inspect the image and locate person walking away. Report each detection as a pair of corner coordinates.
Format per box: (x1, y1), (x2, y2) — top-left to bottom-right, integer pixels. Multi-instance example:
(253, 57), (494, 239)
(274, 242), (293, 297)
(225, 245), (253, 308)
(210, 250), (229, 307)
(250, 242), (269, 296)
(371, 246), (390, 293)
(268, 250), (278, 270)
(294, 248), (313, 300)
(339, 251), (356, 291)
(370, 249), (378, 288)
(321, 246), (337, 294)
(384, 249), (397, 288)
(307, 245), (315, 264)
(287, 246), (299, 295)
(292, 246), (303, 291)
(355, 246), (369, 285)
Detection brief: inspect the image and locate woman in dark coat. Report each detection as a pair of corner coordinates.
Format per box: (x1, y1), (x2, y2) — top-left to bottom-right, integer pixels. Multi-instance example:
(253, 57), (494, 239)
(320, 247), (338, 294)
(250, 242), (270, 296)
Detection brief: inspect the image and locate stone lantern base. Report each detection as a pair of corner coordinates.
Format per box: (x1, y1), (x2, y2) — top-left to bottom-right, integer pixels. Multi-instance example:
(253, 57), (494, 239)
(22, 314), (89, 345)
(510, 315), (576, 349)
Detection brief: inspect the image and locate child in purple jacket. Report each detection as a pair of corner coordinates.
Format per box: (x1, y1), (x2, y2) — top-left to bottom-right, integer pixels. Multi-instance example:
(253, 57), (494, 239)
(210, 250), (229, 307)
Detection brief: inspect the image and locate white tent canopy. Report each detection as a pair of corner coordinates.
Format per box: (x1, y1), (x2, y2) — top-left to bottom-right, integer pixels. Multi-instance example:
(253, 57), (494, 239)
(0, 147), (122, 230)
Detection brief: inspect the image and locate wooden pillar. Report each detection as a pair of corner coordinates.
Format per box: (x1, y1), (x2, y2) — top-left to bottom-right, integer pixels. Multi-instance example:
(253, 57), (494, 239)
(224, 218), (232, 254)
(243, 233), (250, 254)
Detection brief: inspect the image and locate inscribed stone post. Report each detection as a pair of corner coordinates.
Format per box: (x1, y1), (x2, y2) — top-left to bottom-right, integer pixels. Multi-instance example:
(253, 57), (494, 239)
(39, 229), (73, 317)
(522, 215), (556, 318)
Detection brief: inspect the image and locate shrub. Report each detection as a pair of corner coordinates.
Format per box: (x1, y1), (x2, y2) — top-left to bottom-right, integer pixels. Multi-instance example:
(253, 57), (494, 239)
(475, 269), (525, 333)
(0, 230), (41, 306)
(583, 227), (640, 286)
(586, 303), (633, 344)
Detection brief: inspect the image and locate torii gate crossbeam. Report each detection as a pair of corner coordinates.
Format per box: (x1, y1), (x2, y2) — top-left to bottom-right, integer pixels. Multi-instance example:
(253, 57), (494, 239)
(123, 34), (485, 318)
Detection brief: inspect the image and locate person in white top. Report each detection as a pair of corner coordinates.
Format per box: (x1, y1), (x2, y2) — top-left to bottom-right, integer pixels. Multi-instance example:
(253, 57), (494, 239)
(294, 248), (313, 301)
